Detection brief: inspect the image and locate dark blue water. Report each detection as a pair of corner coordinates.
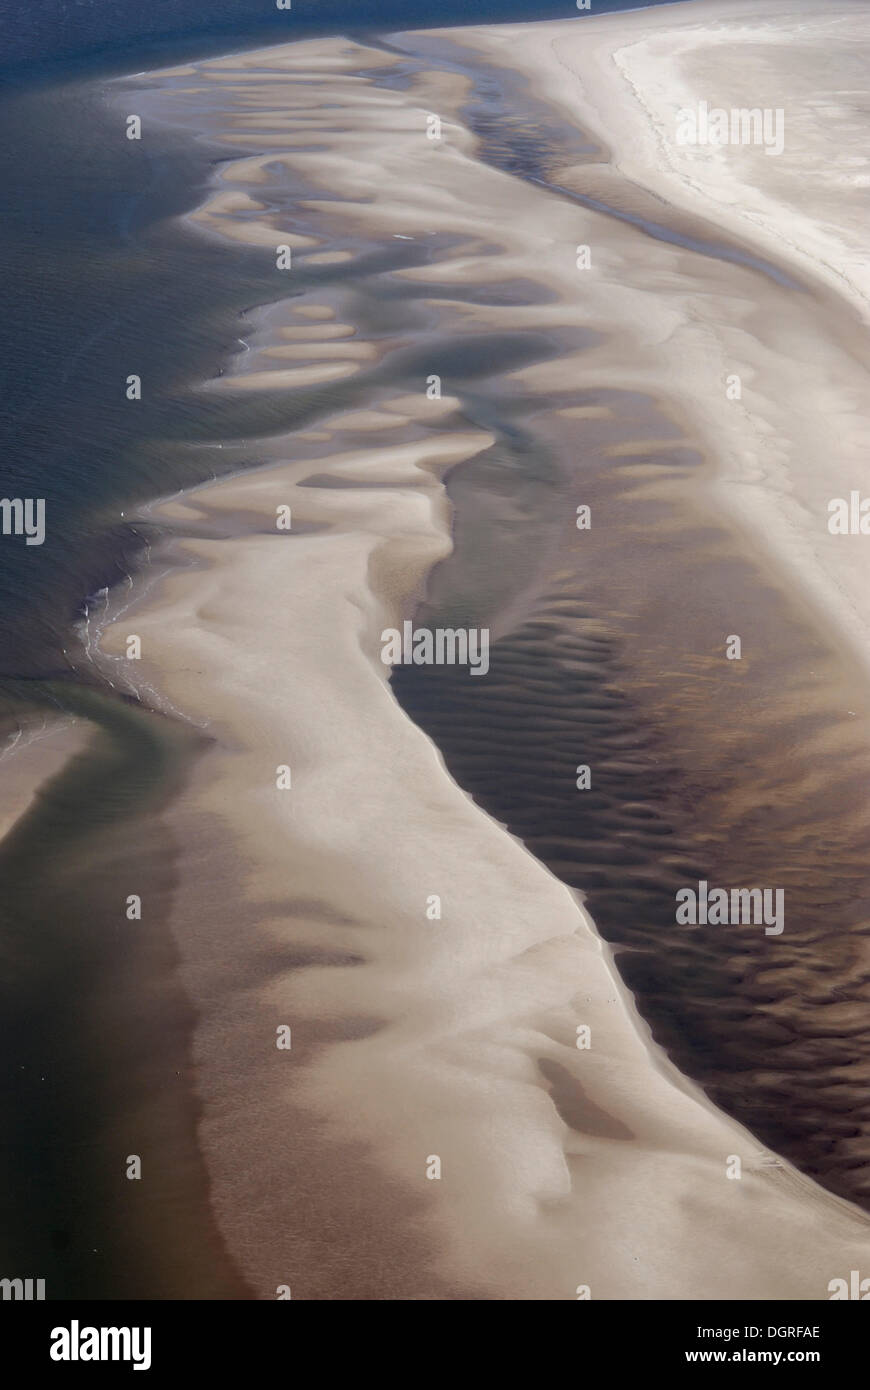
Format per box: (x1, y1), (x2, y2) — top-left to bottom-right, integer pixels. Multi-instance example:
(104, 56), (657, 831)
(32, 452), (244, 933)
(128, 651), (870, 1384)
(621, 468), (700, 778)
(2, 0), (694, 77)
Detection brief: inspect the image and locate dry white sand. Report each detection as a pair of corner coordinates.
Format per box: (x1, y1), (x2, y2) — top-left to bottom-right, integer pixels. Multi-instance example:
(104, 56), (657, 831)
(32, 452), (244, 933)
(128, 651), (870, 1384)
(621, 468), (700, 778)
(466, 0), (870, 319)
(456, 0), (870, 685)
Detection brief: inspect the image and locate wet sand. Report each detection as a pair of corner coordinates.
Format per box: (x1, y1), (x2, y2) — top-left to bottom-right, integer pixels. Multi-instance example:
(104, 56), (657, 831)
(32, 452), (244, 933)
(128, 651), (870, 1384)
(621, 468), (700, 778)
(39, 4), (870, 1297)
(94, 399), (870, 1300)
(421, 0), (870, 1210)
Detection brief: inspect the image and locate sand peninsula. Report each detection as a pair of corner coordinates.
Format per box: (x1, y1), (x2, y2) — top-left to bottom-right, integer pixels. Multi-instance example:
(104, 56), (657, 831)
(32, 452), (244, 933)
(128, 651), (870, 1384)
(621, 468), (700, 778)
(73, 0), (870, 1296)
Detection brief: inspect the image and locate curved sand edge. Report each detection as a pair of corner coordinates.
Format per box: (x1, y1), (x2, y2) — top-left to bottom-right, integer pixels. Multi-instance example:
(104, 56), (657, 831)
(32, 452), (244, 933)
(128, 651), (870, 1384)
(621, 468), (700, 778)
(453, 0), (870, 323)
(98, 425), (870, 1299)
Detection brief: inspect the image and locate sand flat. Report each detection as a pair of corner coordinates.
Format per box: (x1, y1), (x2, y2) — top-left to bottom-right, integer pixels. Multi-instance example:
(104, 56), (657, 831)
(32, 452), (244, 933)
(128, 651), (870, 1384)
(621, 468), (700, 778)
(90, 6), (870, 1296)
(101, 422), (870, 1299)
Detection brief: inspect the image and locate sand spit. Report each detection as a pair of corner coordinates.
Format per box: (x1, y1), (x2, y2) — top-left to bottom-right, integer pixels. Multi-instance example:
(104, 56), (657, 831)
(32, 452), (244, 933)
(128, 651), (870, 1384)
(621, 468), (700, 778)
(100, 418), (870, 1301)
(86, 16), (870, 1296)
